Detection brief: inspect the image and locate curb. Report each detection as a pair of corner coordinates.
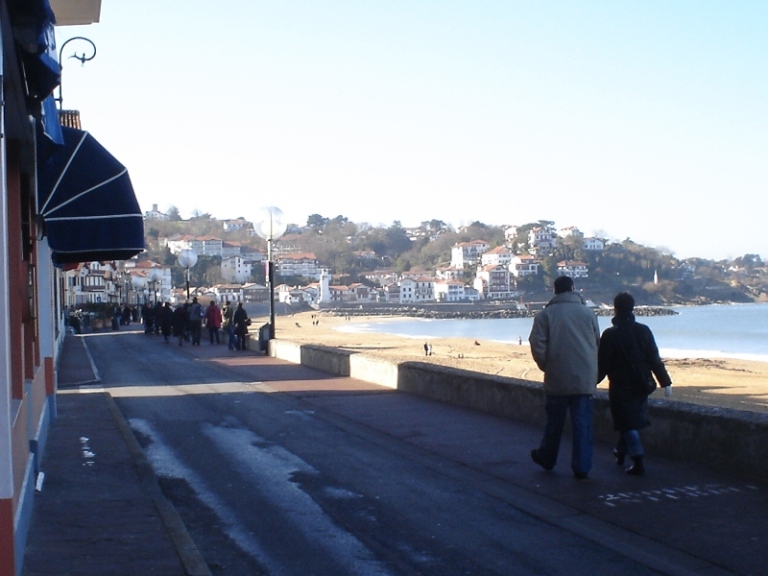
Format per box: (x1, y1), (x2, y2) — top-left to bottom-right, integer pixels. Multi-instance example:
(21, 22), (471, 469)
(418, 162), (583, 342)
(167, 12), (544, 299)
(104, 393), (213, 576)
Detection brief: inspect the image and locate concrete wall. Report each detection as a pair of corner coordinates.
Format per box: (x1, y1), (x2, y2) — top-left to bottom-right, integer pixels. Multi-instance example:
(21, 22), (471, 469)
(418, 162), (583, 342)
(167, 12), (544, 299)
(269, 340), (768, 482)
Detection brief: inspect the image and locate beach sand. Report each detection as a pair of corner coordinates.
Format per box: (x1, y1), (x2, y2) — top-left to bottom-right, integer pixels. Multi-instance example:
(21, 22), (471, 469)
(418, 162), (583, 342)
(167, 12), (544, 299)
(260, 310), (768, 415)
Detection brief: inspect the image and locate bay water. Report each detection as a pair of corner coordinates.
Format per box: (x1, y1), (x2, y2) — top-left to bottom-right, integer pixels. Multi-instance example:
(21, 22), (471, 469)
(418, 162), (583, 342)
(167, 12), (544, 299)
(335, 303), (768, 363)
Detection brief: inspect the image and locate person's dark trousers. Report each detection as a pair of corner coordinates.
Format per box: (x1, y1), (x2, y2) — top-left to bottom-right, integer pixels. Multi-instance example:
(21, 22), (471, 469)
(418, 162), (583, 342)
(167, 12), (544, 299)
(537, 394), (593, 475)
(190, 320), (202, 345)
(208, 327), (220, 344)
(227, 326), (236, 350)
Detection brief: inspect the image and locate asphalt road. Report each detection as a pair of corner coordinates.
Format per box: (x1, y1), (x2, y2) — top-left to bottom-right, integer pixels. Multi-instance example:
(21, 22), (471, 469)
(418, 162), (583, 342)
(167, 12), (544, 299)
(84, 332), (764, 576)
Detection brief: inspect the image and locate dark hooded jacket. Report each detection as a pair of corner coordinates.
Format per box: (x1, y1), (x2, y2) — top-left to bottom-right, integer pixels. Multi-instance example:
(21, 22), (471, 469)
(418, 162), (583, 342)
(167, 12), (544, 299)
(598, 313), (672, 431)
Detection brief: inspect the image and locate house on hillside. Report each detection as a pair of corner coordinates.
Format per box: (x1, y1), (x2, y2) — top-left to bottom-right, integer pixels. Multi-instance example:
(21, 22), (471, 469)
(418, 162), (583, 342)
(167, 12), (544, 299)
(583, 237), (604, 251)
(221, 256), (253, 283)
(450, 240), (490, 268)
(481, 245), (513, 267)
(474, 264), (514, 300)
(399, 277), (435, 303)
(557, 260), (589, 279)
(510, 255), (541, 277)
(434, 279), (468, 302)
(212, 284), (244, 303)
(528, 226), (556, 255)
(144, 203), (169, 221)
(363, 269), (398, 286)
(435, 265), (464, 281)
(222, 218), (248, 232)
(275, 252), (321, 280)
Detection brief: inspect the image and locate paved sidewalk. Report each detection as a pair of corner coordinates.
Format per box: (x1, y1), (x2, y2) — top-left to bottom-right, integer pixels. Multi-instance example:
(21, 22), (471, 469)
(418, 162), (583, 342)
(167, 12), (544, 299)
(22, 331), (768, 576)
(22, 334), (211, 576)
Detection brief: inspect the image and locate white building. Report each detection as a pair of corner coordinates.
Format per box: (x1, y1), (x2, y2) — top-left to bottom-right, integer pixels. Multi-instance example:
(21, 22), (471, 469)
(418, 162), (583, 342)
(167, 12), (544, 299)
(473, 265), (514, 300)
(399, 277), (435, 303)
(212, 284), (244, 303)
(510, 255), (541, 277)
(558, 226), (583, 238)
(434, 279), (468, 302)
(583, 237), (604, 251)
(557, 260), (589, 279)
(221, 256), (254, 283)
(276, 253), (322, 280)
(480, 246), (513, 267)
(144, 203), (170, 221)
(528, 226), (556, 254)
(435, 266), (464, 281)
(450, 240), (490, 268)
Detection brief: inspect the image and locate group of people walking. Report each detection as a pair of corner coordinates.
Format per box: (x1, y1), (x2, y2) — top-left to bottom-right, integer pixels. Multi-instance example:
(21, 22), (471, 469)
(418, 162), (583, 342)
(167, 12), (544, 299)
(528, 276), (672, 479)
(141, 299), (252, 351)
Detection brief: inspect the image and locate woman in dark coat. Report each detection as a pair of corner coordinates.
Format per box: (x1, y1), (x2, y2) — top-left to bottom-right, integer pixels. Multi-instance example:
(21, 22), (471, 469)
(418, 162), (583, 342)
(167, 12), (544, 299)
(598, 292), (672, 476)
(233, 303), (250, 351)
(172, 304), (187, 346)
(161, 302), (174, 342)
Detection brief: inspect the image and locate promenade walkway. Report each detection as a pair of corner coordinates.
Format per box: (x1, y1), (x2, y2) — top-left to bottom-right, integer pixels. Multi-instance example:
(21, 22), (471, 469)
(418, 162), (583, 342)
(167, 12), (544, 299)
(21, 332), (768, 575)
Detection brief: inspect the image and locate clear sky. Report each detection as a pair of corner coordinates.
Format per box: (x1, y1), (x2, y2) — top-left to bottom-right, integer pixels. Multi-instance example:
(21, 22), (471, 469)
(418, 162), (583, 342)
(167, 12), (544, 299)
(56, 1), (767, 261)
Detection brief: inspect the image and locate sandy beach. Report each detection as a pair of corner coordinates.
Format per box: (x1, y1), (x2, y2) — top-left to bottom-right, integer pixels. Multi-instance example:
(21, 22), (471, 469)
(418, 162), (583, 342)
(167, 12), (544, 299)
(261, 310), (768, 415)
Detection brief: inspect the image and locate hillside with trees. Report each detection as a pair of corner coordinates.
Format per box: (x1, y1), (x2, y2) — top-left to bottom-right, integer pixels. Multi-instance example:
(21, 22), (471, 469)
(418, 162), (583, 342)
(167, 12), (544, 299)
(142, 208), (768, 306)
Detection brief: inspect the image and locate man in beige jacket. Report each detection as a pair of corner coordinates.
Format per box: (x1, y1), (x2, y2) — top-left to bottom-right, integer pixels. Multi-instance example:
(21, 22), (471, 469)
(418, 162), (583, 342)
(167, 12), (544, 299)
(529, 276), (601, 479)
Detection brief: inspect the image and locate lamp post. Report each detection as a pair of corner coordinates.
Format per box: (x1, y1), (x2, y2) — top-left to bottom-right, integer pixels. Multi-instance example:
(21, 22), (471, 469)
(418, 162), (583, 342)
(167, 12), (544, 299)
(177, 250), (198, 301)
(149, 269), (163, 303)
(56, 36), (97, 110)
(131, 274), (146, 306)
(253, 206), (287, 340)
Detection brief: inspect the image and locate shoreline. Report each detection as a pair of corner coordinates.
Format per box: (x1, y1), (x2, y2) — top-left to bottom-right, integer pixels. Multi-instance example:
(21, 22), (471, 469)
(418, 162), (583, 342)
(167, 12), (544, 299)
(262, 309), (768, 416)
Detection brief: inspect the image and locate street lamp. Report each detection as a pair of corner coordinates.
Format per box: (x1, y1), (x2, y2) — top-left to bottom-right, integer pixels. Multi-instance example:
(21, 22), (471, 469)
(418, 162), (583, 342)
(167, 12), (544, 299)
(177, 249), (198, 301)
(253, 206), (287, 340)
(149, 269), (163, 303)
(131, 274), (146, 305)
(56, 36), (97, 110)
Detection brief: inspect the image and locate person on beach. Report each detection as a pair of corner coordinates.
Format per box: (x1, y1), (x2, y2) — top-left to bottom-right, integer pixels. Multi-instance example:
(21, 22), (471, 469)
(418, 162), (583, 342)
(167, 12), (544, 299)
(598, 292), (673, 476)
(529, 276), (601, 479)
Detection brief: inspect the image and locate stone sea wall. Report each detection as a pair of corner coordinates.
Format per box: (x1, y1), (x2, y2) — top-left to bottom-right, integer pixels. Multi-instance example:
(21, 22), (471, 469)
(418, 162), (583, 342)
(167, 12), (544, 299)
(322, 303), (677, 320)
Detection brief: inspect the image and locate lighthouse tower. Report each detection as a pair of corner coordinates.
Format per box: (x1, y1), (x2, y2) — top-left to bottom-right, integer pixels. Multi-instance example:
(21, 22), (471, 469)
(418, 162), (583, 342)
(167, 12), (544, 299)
(318, 268), (332, 306)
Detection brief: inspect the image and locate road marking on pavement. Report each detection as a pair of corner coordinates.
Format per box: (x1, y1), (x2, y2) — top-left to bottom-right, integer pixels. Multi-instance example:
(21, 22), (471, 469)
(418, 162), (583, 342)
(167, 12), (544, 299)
(598, 483), (759, 507)
(80, 436), (96, 467)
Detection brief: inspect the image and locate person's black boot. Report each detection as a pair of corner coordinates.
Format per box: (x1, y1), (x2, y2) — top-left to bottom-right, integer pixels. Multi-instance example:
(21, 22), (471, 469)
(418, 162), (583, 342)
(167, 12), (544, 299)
(626, 456), (645, 476)
(613, 447), (625, 466)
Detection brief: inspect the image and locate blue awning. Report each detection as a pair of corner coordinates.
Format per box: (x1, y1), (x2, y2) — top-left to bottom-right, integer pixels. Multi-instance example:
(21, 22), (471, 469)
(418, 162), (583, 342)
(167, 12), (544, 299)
(37, 127), (145, 266)
(10, 0), (61, 103)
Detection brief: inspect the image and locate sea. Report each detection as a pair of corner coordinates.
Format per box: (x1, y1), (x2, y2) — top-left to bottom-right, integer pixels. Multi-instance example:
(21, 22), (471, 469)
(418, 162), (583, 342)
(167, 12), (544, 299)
(334, 302), (768, 363)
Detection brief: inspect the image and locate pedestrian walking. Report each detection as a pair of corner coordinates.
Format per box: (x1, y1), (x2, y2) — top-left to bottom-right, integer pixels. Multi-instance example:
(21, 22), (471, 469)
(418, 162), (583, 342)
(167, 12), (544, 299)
(205, 300), (222, 344)
(172, 304), (187, 346)
(161, 302), (174, 343)
(188, 297), (204, 346)
(233, 302), (250, 351)
(598, 292), (673, 476)
(528, 276), (601, 479)
(222, 301), (237, 350)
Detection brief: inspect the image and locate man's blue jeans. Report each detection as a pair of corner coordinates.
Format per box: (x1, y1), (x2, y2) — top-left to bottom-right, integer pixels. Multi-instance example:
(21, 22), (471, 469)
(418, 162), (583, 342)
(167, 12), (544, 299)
(537, 394), (593, 475)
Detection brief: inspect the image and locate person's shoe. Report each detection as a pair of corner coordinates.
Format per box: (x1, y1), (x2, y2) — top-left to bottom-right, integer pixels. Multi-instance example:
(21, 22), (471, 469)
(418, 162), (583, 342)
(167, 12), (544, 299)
(613, 448), (625, 466)
(573, 471), (588, 480)
(626, 456), (645, 476)
(530, 449), (554, 471)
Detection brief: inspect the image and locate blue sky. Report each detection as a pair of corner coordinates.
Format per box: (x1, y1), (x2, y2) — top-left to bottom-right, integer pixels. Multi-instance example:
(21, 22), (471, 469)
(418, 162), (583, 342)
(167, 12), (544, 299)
(56, 1), (767, 261)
